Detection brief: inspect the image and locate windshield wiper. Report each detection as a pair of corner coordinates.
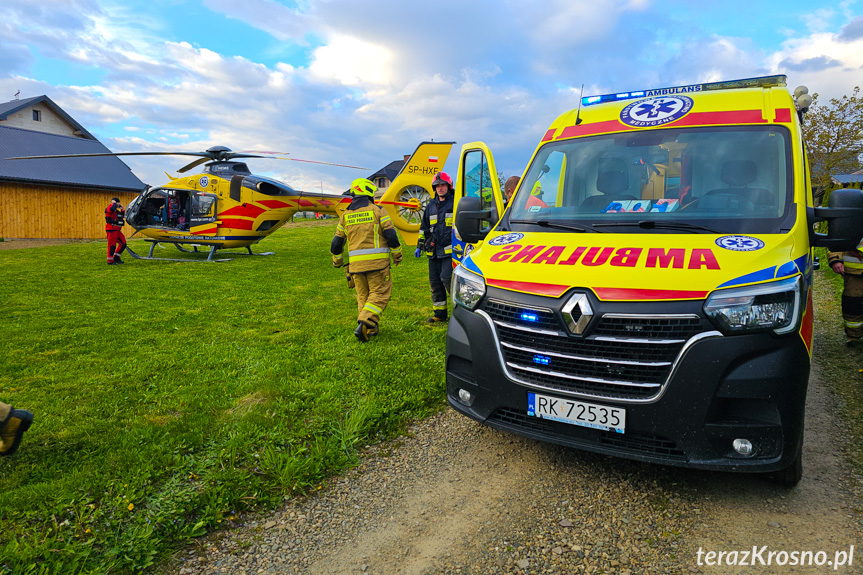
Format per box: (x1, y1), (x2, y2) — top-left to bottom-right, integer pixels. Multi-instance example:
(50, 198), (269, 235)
(509, 219), (603, 233)
(592, 220), (719, 233)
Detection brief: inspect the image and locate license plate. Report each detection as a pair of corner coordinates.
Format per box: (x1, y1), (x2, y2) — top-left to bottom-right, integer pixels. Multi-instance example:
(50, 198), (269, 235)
(528, 392), (626, 434)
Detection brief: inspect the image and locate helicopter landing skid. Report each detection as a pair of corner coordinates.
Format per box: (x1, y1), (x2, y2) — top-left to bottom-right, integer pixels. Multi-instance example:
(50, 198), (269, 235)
(124, 242), (232, 263)
(175, 245), (275, 257)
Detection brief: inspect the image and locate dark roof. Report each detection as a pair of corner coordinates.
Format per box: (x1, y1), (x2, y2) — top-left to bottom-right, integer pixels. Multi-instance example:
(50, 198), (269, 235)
(832, 168), (863, 185)
(0, 95), (95, 140)
(368, 159), (405, 182)
(0, 125), (146, 192)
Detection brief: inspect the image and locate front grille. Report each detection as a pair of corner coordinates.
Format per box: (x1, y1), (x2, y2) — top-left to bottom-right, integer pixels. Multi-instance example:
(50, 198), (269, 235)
(483, 300), (710, 401)
(593, 316), (704, 339)
(490, 407), (686, 459)
(485, 299), (558, 331)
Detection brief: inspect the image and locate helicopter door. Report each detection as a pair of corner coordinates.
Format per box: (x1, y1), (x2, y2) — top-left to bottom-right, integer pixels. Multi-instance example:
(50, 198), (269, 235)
(190, 192), (219, 236)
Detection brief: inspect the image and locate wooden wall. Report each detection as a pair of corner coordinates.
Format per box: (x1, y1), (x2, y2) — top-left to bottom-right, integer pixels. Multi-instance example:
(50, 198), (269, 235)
(0, 182), (138, 239)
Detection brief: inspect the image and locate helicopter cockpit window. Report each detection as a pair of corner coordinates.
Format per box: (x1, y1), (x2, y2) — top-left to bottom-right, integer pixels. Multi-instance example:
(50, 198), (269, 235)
(193, 195), (216, 216)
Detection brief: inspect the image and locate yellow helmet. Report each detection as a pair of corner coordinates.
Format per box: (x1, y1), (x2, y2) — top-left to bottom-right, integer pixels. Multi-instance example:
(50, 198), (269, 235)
(351, 178), (377, 198)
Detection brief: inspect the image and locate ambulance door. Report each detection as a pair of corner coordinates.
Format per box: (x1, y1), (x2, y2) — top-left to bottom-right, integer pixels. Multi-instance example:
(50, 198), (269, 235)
(190, 192), (219, 236)
(453, 142), (504, 266)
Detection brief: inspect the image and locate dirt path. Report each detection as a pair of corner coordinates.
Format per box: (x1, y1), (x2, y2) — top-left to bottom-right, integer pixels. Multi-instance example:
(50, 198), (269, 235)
(173, 278), (863, 575)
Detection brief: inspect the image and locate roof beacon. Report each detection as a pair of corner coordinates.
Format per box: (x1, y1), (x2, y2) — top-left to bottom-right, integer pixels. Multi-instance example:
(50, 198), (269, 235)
(581, 74), (788, 107)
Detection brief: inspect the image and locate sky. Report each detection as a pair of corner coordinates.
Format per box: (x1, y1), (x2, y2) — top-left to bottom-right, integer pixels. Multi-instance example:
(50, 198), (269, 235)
(2, 0), (863, 192)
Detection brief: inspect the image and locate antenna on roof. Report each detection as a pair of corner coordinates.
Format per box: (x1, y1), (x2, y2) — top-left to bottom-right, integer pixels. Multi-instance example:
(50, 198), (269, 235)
(13, 91), (20, 100)
(575, 84), (584, 125)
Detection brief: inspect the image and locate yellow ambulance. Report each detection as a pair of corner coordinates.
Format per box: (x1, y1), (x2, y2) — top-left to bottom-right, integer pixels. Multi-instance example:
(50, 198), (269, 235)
(447, 75), (863, 486)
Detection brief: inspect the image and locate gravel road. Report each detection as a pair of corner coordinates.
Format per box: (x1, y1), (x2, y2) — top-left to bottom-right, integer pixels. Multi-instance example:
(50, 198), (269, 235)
(169, 278), (863, 575)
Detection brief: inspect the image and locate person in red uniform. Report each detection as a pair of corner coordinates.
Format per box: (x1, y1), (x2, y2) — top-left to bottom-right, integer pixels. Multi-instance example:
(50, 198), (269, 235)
(105, 197), (127, 265)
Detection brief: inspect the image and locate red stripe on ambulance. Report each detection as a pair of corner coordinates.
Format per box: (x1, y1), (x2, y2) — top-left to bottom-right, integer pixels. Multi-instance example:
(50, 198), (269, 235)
(594, 287), (709, 301)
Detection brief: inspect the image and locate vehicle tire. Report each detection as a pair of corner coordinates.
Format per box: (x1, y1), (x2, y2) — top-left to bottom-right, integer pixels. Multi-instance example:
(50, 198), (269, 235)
(770, 447), (803, 488)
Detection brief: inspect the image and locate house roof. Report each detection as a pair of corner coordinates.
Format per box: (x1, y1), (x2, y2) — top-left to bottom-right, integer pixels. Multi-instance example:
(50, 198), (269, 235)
(0, 95), (96, 140)
(369, 159), (406, 182)
(831, 168), (863, 185)
(0, 125), (146, 192)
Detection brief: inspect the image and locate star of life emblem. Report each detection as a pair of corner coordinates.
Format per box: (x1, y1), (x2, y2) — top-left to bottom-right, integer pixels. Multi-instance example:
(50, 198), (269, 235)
(620, 96), (694, 127)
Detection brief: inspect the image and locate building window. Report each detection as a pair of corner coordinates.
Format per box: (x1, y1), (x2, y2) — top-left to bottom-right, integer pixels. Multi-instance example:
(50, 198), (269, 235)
(32, 110), (41, 121)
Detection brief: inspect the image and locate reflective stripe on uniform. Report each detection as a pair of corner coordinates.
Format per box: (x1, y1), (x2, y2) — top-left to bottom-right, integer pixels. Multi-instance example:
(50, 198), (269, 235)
(442, 244), (452, 254)
(390, 246), (402, 254)
(349, 247), (391, 257)
(350, 252), (391, 262)
(336, 223), (345, 233)
(433, 301), (447, 310)
(363, 302), (383, 315)
(843, 257), (863, 269)
(845, 319), (863, 328)
(380, 214), (392, 223)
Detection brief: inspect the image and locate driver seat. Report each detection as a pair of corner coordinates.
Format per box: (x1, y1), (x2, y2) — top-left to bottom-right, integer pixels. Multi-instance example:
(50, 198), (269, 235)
(581, 169), (637, 211)
(701, 160), (774, 210)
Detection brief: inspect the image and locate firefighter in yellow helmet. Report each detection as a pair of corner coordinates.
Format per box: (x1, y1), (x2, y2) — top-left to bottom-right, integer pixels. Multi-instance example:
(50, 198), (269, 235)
(331, 178), (403, 342)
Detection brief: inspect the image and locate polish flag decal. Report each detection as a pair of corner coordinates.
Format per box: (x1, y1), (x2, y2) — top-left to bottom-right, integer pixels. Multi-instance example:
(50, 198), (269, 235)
(428, 156), (438, 163)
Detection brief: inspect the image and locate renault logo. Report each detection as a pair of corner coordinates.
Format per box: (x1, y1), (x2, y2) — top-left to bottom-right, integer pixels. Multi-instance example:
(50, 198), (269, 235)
(561, 293), (593, 335)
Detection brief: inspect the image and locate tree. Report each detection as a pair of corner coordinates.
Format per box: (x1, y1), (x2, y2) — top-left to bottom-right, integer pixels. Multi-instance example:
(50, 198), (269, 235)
(801, 86), (863, 194)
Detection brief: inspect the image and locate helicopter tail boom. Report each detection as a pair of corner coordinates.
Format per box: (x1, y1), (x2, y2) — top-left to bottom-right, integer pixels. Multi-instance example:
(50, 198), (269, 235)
(377, 141), (455, 246)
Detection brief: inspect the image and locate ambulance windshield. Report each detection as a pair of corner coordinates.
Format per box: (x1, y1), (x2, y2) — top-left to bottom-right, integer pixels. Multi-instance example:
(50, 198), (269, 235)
(507, 126), (793, 234)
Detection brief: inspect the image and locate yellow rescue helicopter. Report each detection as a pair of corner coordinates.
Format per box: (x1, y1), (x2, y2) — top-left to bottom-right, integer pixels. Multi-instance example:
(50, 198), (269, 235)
(7, 141), (455, 261)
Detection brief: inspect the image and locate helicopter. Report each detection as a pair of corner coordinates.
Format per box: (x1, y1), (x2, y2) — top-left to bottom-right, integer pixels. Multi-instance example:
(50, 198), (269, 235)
(7, 141), (455, 261)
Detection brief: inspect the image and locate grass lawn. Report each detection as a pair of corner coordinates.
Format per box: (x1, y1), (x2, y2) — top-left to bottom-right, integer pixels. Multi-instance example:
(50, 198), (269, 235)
(0, 221), (447, 574)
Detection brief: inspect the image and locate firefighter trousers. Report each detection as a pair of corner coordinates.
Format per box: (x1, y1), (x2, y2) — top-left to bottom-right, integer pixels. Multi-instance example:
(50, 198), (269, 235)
(429, 257), (453, 320)
(841, 273), (863, 340)
(353, 267), (393, 333)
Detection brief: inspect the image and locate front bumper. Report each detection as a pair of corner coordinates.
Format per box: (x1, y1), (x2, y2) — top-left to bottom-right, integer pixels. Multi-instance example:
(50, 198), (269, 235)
(445, 297), (809, 472)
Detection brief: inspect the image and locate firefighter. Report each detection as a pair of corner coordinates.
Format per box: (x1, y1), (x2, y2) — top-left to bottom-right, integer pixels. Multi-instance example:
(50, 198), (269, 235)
(0, 401), (33, 456)
(331, 178), (403, 342)
(105, 197), (127, 265)
(415, 172), (455, 323)
(828, 245), (863, 345)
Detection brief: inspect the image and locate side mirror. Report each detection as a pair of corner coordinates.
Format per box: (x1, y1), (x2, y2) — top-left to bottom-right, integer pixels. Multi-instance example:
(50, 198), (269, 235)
(455, 196), (492, 244)
(811, 188), (863, 251)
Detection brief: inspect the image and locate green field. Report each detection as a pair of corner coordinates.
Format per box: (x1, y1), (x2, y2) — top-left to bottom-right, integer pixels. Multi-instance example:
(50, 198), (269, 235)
(3, 229), (862, 575)
(0, 222), (446, 574)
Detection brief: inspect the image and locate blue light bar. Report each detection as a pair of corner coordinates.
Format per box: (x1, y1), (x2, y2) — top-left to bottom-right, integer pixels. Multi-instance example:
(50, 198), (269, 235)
(533, 355), (551, 366)
(580, 75), (788, 107)
(521, 312), (540, 323)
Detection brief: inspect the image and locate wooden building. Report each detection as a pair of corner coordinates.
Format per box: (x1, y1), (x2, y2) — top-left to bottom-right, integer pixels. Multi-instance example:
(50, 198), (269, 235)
(0, 95), (145, 239)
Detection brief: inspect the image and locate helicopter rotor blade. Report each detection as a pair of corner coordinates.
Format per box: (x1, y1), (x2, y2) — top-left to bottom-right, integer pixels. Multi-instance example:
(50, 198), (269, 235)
(177, 157), (214, 173)
(5, 151), (211, 160)
(233, 150), (368, 170)
(282, 158), (369, 170)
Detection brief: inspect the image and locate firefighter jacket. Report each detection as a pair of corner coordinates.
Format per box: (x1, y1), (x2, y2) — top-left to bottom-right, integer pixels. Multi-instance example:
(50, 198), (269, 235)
(828, 247), (863, 276)
(419, 191), (454, 259)
(331, 196), (401, 273)
(105, 204), (125, 232)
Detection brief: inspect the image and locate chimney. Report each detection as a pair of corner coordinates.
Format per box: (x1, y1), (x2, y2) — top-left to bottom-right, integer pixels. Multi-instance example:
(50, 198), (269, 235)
(403, 154), (410, 163)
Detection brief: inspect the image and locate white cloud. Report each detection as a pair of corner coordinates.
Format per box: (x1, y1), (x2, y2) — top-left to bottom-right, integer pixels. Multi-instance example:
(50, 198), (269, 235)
(308, 35), (393, 86)
(768, 30), (863, 100)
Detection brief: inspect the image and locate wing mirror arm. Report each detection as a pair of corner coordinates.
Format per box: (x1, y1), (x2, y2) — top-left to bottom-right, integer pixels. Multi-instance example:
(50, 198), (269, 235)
(809, 189), (863, 251)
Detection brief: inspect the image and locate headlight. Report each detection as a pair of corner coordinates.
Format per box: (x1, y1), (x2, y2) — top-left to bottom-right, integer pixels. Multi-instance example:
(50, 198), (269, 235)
(452, 265), (486, 310)
(703, 276), (801, 335)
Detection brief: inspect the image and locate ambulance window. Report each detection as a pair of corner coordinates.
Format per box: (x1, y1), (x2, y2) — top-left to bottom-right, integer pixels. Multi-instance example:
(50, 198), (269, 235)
(522, 151), (565, 209)
(462, 150), (496, 230)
